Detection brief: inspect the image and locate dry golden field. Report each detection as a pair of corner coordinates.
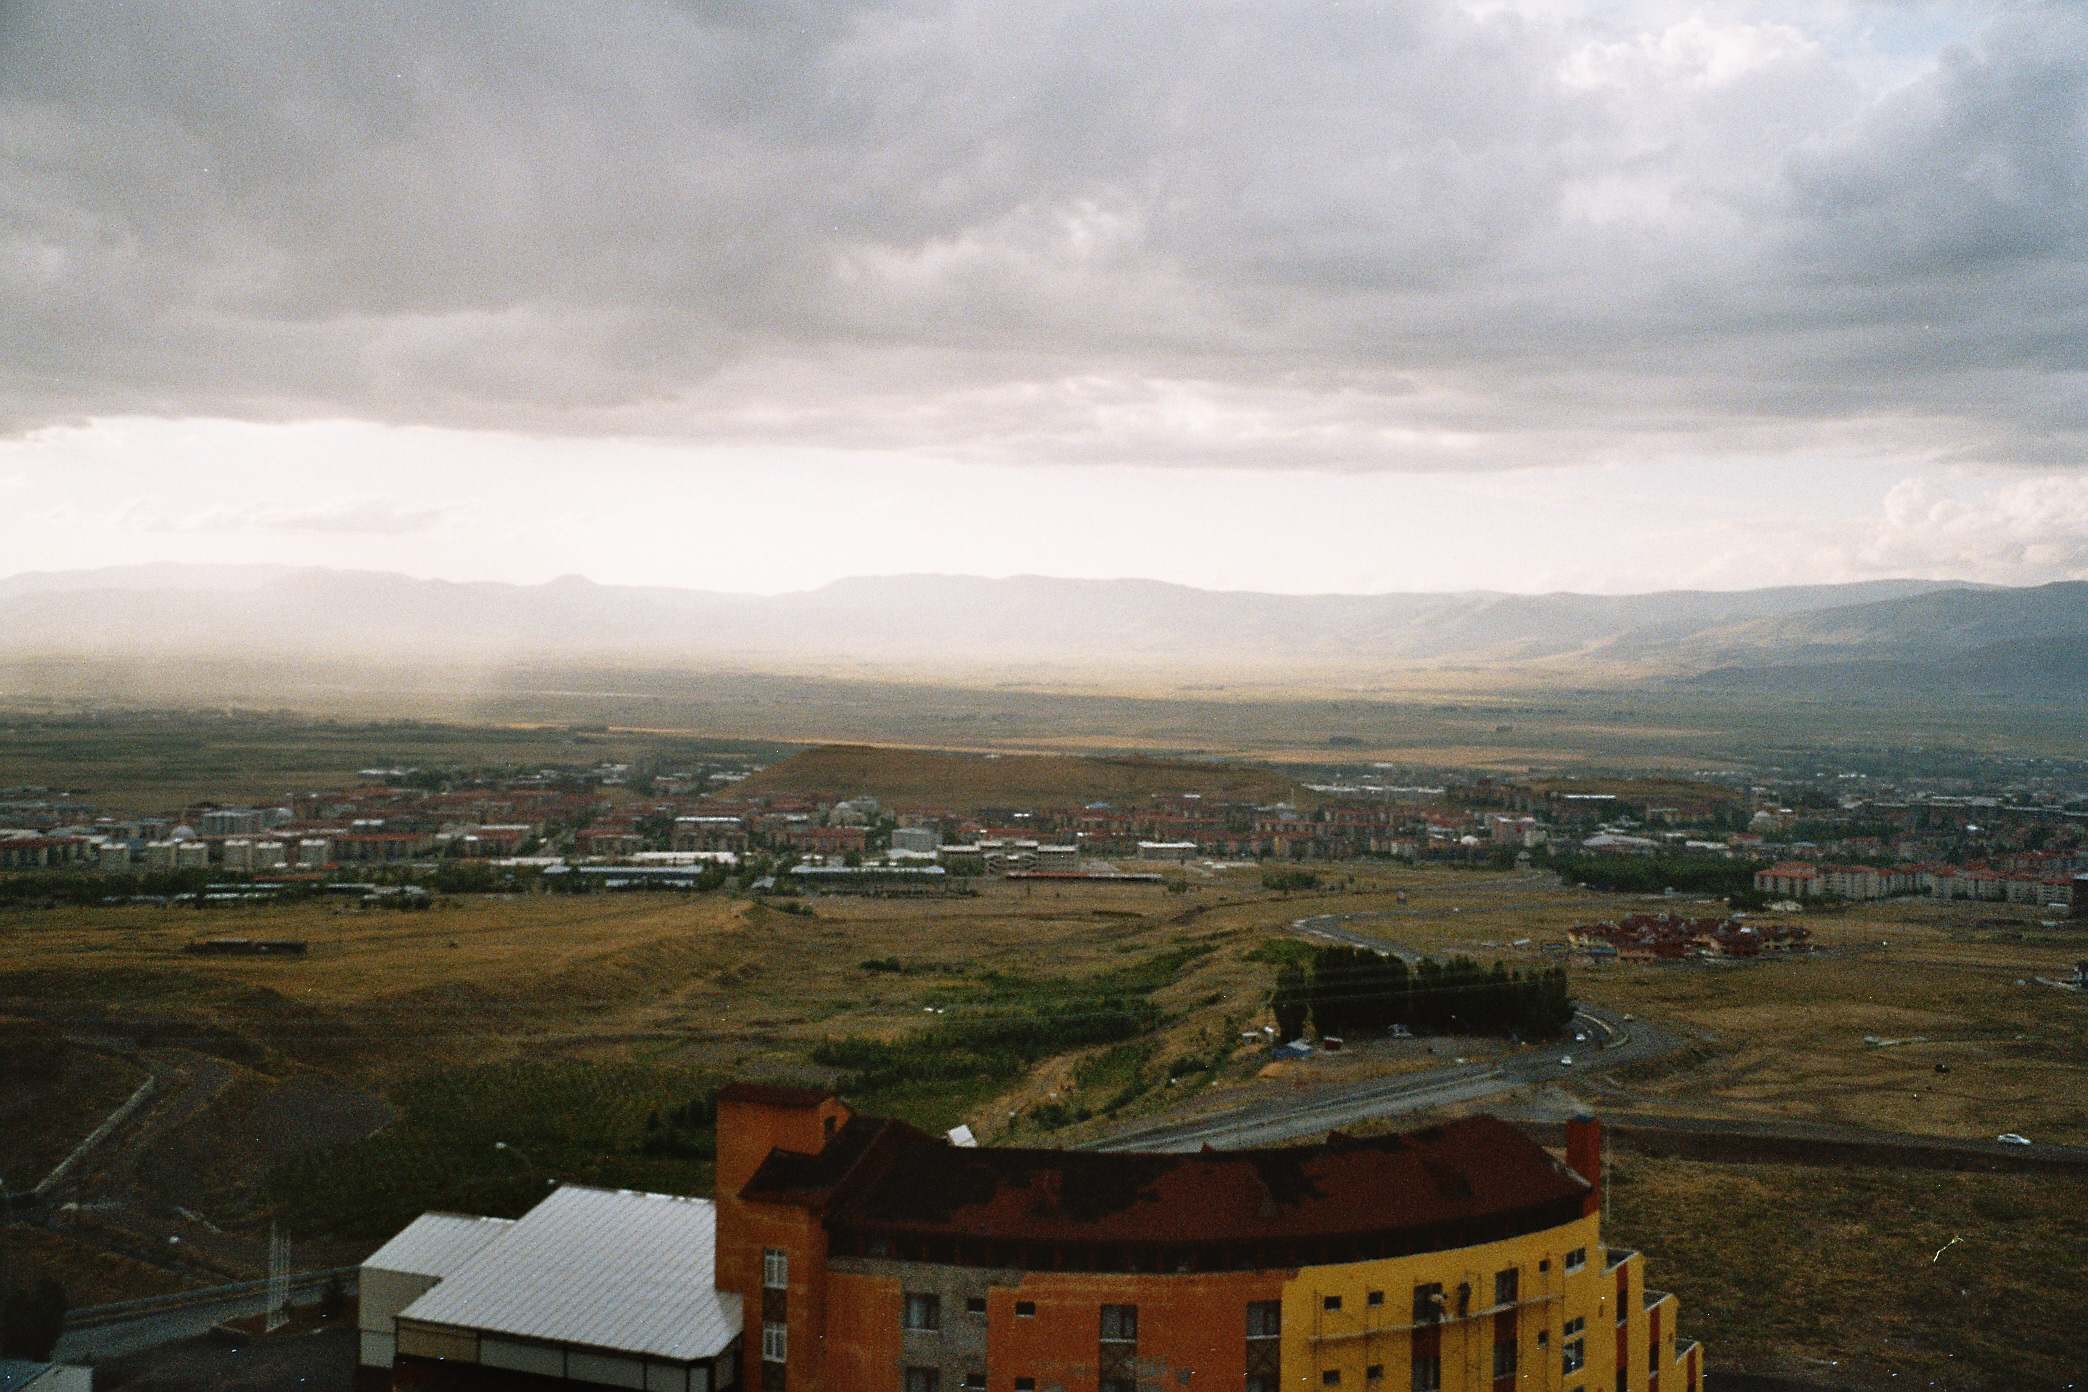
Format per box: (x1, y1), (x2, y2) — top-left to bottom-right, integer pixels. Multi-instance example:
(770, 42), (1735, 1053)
(5, 865), (2087, 1384)
(6, 867), (2083, 1143)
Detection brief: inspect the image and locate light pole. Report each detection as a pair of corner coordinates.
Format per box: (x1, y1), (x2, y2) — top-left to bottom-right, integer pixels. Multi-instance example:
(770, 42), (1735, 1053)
(493, 1142), (556, 1189)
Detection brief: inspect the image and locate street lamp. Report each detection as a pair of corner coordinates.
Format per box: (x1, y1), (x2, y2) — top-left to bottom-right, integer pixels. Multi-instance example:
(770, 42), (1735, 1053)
(494, 1142), (556, 1187)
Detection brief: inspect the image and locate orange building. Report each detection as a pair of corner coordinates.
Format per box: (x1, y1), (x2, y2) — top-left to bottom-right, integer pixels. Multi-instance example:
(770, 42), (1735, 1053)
(363, 1086), (1700, 1392)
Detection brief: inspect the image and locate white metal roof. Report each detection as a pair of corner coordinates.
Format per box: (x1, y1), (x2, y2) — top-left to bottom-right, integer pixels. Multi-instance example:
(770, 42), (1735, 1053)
(362, 1212), (515, 1279)
(397, 1185), (741, 1362)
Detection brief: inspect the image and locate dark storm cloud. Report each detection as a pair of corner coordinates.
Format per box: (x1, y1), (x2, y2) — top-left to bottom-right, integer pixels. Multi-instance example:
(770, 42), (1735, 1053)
(2, 0), (2084, 468)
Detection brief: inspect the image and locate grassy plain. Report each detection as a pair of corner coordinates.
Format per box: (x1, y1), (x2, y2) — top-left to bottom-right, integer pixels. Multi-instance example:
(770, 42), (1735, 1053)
(5, 864), (2086, 1384)
(8, 667), (2088, 807)
(1605, 1157), (2088, 1391)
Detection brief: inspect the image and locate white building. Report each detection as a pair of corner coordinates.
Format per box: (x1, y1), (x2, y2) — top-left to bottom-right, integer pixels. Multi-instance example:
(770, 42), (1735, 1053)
(888, 826), (940, 854)
(360, 1186), (743, 1391)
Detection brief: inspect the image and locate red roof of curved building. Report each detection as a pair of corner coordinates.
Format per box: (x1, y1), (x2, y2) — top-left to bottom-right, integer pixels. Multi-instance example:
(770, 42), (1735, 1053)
(741, 1112), (1587, 1247)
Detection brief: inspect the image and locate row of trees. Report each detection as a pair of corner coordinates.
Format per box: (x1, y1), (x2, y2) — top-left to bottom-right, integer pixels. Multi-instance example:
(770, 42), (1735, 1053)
(1270, 945), (1575, 1041)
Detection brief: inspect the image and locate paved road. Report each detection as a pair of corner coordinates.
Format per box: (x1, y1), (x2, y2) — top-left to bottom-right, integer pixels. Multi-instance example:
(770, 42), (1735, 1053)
(1097, 917), (1688, 1153)
(56, 1270), (357, 1361)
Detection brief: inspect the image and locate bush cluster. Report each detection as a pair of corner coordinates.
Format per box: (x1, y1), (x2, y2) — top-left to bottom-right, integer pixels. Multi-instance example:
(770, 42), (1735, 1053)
(1270, 945), (1574, 1040)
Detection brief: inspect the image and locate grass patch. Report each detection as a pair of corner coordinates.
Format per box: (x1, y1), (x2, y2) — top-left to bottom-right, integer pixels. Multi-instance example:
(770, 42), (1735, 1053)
(812, 945), (1218, 1111)
(269, 1060), (717, 1241)
(1605, 1158), (2088, 1388)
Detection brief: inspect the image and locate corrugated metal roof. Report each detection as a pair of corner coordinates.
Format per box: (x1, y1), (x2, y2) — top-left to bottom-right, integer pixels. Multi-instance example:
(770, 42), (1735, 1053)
(0, 1359), (63, 1392)
(398, 1185), (741, 1361)
(361, 1211), (515, 1279)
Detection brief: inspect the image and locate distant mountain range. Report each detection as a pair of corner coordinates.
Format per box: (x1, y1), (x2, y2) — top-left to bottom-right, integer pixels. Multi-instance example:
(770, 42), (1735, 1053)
(1, 564), (2082, 693)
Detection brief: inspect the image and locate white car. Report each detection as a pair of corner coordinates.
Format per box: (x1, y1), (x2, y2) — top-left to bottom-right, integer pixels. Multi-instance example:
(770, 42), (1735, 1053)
(1996, 1133), (2032, 1146)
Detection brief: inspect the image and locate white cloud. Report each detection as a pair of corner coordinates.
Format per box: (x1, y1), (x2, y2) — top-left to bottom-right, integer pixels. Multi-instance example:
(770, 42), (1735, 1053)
(1852, 473), (2088, 581)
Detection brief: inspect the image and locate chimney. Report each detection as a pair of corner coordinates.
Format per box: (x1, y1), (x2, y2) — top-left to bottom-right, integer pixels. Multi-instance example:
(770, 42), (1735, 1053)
(1565, 1114), (1602, 1217)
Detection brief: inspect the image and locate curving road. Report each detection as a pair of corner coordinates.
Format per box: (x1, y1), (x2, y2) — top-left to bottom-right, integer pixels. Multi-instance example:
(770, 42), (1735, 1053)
(1098, 917), (1689, 1152)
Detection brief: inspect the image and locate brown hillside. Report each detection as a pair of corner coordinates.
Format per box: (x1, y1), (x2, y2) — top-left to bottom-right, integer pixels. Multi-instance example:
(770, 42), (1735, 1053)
(733, 744), (1298, 811)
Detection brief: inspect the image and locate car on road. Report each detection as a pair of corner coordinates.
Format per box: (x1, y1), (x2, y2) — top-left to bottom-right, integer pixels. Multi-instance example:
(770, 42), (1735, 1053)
(1996, 1133), (2032, 1145)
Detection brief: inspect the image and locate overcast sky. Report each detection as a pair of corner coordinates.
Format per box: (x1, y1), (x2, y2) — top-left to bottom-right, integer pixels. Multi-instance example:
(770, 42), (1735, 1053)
(4, 0), (2085, 594)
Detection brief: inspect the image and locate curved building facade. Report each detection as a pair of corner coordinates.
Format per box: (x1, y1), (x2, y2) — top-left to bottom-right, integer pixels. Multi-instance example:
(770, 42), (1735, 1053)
(714, 1085), (1699, 1392)
(363, 1085), (1700, 1392)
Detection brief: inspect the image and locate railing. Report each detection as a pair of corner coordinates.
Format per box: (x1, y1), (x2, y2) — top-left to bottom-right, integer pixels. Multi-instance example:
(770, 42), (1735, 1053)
(62, 1267), (360, 1329)
(1309, 1291), (1563, 1342)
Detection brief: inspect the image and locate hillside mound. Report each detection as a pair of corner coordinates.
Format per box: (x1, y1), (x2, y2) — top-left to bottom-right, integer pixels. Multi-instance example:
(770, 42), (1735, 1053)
(734, 744), (1296, 810)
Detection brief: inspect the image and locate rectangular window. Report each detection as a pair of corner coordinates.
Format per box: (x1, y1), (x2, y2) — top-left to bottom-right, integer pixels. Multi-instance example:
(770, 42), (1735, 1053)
(966, 1297), (988, 1316)
(1565, 1248), (1587, 1272)
(1247, 1380), (1277, 1392)
(1366, 1291), (1383, 1308)
(1016, 1302), (1036, 1318)
(1323, 1295), (1343, 1312)
(1563, 1339), (1586, 1376)
(1246, 1301), (1282, 1339)
(1365, 1367), (1383, 1382)
(1411, 1284), (1443, 1325)
(1410, 1356), (1441, 1392)
(905, 1369), (940, 1392)
(1101, 1305), (1139, 1342)
(962, 1375), (986, 1389)
(1492, 1341), (1517, 1378)
(905, 1294), (942, 1333)
(1564, 1318), (1586, 1336)
(1016, 1381), (1036, 1391)
(1493, 1269), (1518, 1307)
(761, 1322), (787, 1363)
(763, 1249), (788, 1289)
(1102, 1381), (1136, 1392)
(1322, 1373), (1341, 1387)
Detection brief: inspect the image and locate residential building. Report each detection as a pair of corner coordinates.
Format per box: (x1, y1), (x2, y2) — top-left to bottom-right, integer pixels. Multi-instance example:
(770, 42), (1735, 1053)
(363, 1087), (1700, 1392)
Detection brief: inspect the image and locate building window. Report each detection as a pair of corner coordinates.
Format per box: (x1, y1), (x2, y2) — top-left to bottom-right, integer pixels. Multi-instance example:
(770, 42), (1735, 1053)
(905, 1294), (942, 1333)
(1323, 1296), (1343, 1312)
(1101, 1305), (1139, 1342)
(1322, 1373), (1341, 1387)
(1366, 1291), (1383, 1307)
(1247, 1301), (1281, 1339)
(1410, 1356), (1441, 1392)
(1493, 1269), (1518, 1308)
(1411, 1284), (1443, 1325)
(1565, 1248), (1587, 1272)
(763, 1249), (788, 1289)
(966, 1297), (988, 1316)
(963, 1375), (986, 1389)
(1102, 1381), (1136, 1392)
(1016, 1381), (1036, 1391)
(1366, 1368), (1383, 1382)
(1563, 1317), (1586, 1375)
(1248, 1380), (1277, 1392)
(1493, 1341), (1517, 1379)
(762, 1322), (787, 1363)
(906, 1369), (940, 1392)
(1016, 1302), (1036, 1318)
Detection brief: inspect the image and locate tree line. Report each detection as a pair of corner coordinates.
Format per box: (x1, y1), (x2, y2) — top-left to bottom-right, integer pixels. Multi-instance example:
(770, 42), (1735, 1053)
(1269, 945), (1575, 1040)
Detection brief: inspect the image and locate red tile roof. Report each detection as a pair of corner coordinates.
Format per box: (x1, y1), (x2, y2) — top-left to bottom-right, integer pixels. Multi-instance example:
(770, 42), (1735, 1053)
(742, 1112), (1586, 1247)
